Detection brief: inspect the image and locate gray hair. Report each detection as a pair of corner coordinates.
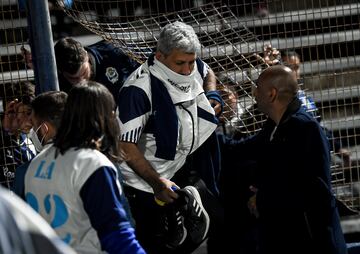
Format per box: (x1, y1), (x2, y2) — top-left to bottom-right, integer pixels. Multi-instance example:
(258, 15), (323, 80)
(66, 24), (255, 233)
(157, 21), (201, 56)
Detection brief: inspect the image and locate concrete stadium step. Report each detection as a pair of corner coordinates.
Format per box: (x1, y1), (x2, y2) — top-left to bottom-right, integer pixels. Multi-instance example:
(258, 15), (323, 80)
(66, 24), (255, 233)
(310, 85), (360, 103)
(234, 3), (360, 28)
(0, 34), (102, 57)
(0, 69), (34, 84)
(322, 115), (360, 131)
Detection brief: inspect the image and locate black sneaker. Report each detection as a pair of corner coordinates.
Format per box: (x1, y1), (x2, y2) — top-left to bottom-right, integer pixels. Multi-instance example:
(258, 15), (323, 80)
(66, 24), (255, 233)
(164, 208), (187, 249)
(182, 186), (210, 244)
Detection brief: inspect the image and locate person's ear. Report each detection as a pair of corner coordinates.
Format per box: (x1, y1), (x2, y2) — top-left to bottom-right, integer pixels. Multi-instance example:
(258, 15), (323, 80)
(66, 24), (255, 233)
(39, 122), (49, 135)
(269, 87), (278, 103)
(43, 123), (49, 133)
(155, 51), (163, 60)
(156, 51), (168, 61)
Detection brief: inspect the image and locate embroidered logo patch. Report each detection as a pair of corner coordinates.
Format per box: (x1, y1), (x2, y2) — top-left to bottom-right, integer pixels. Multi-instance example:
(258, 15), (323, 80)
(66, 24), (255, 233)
(106, 67), (119, 84)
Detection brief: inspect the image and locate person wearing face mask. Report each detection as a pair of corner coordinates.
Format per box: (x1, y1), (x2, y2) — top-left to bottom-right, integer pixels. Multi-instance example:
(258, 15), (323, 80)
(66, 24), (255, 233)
(117, 21), (224, 254)
(24, 81), (146, 254)
(29, 91), (68, 152)
(13, 91), (68, 199)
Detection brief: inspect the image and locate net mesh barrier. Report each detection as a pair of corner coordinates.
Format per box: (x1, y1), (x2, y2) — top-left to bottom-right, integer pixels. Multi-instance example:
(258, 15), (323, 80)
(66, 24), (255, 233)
(1, 0), (360, 210)
(55, 0), (360, 209)
(0, 0), (35, 189)
(57, 0), (270, 133)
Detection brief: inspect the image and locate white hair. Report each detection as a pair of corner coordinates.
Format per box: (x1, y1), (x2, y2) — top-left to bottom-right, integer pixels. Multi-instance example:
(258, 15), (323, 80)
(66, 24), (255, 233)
(157, 21), (201, 56)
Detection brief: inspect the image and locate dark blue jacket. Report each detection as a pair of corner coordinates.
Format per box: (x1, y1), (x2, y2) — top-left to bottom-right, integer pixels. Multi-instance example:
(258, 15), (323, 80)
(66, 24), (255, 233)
(59, 40), (140, 100)
(230, 98), (347, 254)
(85, 40), (140, 100)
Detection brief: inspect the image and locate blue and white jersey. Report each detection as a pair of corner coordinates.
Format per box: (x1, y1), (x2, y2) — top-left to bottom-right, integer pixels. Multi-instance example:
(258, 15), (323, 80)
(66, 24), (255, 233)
(0, 132), (35, 189)
(118, 56), (218, 193)
(24, 145), (118, 253)
(298, 89), (319, 119)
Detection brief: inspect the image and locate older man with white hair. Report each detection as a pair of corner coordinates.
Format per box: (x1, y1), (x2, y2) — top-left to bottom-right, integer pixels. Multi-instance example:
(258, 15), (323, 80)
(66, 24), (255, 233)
(118, 21), (223, 254)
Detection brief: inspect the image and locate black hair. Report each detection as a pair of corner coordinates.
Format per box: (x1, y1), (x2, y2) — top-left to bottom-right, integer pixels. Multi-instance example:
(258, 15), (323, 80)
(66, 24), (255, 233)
(54, 81), (121, 162)
(31, 91), (68, 129)
(1, 81), (35, 113)
(54, 37), (88, 75)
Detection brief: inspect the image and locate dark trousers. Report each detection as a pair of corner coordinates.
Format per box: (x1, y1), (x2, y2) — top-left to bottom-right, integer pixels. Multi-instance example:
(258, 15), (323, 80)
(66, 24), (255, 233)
(124, 168), (224, 254)
(123, 185), (168, 254)
(174, 141), (225, 254)
(124, 132), (224, 253)
(124, 183), (209, 254)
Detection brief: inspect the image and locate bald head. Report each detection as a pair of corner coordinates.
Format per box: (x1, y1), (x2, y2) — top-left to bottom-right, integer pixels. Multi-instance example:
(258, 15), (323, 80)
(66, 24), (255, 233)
(258, 65), (298, 103)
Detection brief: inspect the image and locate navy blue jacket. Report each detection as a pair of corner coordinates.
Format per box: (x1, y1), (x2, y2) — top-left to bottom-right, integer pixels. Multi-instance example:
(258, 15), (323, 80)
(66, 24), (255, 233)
(230, 98), (347, 254)
(59, 40), (140, 100)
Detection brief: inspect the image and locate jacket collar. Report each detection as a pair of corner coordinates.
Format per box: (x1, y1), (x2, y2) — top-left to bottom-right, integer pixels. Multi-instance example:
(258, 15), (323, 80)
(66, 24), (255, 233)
(278, 97), (302, 126)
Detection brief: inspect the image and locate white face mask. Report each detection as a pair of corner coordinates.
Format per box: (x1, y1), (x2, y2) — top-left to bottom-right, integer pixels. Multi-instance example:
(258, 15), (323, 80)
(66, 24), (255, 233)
(29, 123), (47, 152)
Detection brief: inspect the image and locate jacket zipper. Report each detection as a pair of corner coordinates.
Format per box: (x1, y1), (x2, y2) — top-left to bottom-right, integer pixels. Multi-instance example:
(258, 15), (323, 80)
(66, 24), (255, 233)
(180, 104), (195, 155)
(304, 212), (313, 239)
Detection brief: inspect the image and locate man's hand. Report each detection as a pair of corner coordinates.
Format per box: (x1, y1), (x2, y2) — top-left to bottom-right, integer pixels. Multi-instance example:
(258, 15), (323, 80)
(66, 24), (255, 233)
(209, 99), (222, 116)
(153, 177), (180, 205)
(254, 44), (281, 66)
(338, 148), (351, 169)
(21, 46), (33, 69)
(120, 141), (179, 204)
(3, 99), (20, 134)
(203, 67), (224, 116)
(247, 185), (259, 218)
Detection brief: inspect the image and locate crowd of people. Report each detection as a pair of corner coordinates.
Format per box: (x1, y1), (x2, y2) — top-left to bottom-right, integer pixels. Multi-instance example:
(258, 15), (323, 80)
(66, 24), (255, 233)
(0, 20), (352, 254)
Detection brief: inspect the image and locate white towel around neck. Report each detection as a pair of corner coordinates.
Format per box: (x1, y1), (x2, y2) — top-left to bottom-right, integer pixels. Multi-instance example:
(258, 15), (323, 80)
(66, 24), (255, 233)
(148, 58), (205, 104)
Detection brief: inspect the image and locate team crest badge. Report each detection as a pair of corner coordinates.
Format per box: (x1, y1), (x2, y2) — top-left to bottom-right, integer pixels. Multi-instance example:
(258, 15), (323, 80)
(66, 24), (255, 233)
(105, 67), (119, 84)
